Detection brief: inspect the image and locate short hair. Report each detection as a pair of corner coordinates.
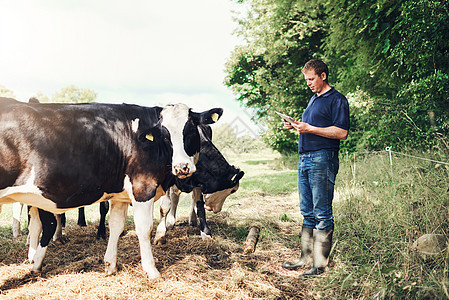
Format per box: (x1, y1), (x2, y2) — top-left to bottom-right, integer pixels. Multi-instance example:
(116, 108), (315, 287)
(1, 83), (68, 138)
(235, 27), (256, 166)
(302, 59), (329, 82)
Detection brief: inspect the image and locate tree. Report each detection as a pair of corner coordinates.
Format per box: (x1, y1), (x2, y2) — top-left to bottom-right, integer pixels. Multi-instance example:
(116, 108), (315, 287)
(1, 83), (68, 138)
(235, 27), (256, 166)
(0, 85), (16, 98)
(32, 92), (51, 103)
(1, 85), (97, 104)
(325, 0), (449, 150)
(225, 0), (327, 154)
(50, 85), (97, 103)
(226, 0), (449, 153)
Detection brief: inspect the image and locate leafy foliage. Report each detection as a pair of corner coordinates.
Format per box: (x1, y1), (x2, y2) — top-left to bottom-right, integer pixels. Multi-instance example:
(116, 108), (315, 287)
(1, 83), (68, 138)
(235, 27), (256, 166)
(226, 0), (449, 153)
(0, 85), (16, 98)
(0, 84), (97, 104)
(224, 0), (327, 154)
(38, 85), (97, 103)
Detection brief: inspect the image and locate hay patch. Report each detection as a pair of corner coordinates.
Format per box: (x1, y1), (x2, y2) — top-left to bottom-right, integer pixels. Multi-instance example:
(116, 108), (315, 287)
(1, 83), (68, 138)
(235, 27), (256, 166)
(0, 213), (317, 299)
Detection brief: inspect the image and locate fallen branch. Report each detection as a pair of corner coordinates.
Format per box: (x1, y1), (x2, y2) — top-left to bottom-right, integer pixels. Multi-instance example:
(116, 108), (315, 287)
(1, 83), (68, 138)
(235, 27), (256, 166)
(243, 226), (260, 254)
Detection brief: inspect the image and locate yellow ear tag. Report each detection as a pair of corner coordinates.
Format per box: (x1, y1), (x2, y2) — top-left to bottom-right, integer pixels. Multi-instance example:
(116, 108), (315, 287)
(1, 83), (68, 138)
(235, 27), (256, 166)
(211, 113), (219, 123)
(145, 133), (154, 141)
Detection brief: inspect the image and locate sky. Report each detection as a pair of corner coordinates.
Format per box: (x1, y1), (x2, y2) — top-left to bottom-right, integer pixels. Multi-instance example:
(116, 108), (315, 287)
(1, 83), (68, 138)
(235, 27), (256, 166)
(0, 0), (260, 136)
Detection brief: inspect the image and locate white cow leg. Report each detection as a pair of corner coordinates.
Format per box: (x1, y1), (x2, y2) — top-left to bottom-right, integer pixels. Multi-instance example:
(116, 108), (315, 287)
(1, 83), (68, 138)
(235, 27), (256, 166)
(12, 202), (23, 238)
(28, 207), (42, 262)
(31, 208), (57, 273)
(154, 190), (171, 245)
(104, 201), (128, 275)
(133, 199), (160, 280)
(189, 188), (200, 227)
(31, 244), (48, 273)
(166, 186), (180, 230)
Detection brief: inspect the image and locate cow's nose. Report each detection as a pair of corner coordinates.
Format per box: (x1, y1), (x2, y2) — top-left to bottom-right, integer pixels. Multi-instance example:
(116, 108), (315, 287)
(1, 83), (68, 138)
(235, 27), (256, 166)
(173, 163), (193, 178)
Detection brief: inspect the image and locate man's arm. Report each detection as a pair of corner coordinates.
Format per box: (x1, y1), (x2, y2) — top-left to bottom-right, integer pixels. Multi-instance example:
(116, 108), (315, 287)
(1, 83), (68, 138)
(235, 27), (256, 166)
(290, 121), (348, 140)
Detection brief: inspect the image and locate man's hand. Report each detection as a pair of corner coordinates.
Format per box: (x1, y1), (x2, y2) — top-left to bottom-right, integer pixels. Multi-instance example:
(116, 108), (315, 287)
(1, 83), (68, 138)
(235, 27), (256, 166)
(291, 121), (310, 134)
(284, 120), (348, 140)
(283, 119), (294, 129)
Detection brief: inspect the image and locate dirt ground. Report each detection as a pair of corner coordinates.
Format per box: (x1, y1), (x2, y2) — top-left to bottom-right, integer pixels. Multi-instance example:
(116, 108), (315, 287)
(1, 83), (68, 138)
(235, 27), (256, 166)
(0, 191), (324, 299)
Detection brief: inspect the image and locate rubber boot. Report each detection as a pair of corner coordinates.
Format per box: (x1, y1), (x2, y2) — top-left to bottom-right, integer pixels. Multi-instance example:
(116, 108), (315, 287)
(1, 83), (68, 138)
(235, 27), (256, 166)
(282, 226), (314, 270)
(300, 229), (333, 277)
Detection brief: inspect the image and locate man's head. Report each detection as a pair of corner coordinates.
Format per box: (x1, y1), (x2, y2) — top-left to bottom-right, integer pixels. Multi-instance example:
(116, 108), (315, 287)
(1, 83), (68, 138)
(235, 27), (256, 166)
(301, 59), (330, 95)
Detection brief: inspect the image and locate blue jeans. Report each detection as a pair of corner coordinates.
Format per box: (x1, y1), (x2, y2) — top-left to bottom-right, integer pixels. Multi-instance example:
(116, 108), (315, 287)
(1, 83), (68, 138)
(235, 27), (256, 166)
(298, 150), (339, 231)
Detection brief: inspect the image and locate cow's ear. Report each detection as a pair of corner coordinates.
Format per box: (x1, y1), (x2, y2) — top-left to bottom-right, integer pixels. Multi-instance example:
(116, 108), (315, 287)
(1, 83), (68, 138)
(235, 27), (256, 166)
(138, 124), (162, 144)
(190, 108), (223, 125)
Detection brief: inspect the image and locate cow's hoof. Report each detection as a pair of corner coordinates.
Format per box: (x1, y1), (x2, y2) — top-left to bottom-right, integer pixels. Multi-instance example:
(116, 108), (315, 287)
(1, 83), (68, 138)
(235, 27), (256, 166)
(153, 234), (166, 245)
(54, 236), (69, 245)
(104, 262), (117, 276)
(96, 233), (107, 240)
(200, 232), (213, 241)
(146, 269), (161, 280)
(30, 270), (42, 277)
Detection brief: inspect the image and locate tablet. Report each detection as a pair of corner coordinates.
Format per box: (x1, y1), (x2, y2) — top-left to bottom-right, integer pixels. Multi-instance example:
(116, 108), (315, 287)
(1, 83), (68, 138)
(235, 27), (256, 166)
(275, 111), (296, 123)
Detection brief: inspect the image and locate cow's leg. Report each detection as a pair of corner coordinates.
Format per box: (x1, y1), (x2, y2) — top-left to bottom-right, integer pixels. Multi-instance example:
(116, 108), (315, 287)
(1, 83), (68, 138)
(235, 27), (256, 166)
(189, 188), (200, 227)
(12, 202), (23, 238)
(31, 209), (57, 273)
(28, 207), (42, 262)
(133, 198), (160, 279)
(166, 186), (180, 230)
(77, 207), (87, 226)
(26, 206), (31, 245)
(53, 214), (68, 244)
(97, 201), (109, 240)
(154, 189), (171, 245)
(104, 200), (128, 275)
(196, 194), (212, 240)
(60, 212), (66, 227)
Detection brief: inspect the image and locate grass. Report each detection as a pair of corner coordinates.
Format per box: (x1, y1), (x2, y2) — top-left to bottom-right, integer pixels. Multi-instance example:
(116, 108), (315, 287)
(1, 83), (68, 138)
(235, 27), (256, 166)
(1, 148), (448, 299)
(324, 150), (449, 299)
(238, 171), (297, 197)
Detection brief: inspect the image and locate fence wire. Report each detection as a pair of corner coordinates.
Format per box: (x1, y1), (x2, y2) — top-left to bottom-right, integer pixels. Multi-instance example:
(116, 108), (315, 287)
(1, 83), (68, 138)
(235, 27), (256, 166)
(385, 146), (449, 166)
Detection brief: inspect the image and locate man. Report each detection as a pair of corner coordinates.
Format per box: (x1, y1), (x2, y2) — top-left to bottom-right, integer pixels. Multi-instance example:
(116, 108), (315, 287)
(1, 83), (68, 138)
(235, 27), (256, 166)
(282, 59), (350, 277)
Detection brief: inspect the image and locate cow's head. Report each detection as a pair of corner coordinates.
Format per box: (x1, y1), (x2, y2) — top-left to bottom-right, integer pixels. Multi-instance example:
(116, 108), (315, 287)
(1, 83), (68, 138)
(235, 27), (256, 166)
(175, 125), (244, 213)
(160, 104), (223, 179)
(203, 183), (241, 213)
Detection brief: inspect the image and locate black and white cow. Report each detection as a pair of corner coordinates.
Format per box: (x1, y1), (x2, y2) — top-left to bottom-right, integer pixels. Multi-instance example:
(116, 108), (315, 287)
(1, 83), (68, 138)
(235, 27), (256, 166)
(0, 99), (224, 280)
(7, 97), (108, 240)
(155, 124), (243, 243)
(14, 126), (243, 246)
(68, 126), (243, 243)
(8, 97), (107, 240)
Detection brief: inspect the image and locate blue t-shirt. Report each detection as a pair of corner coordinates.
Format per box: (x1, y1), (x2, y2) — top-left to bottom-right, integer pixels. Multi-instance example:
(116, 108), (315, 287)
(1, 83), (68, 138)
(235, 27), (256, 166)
(298, 87), (350, 153)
